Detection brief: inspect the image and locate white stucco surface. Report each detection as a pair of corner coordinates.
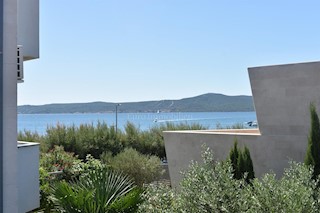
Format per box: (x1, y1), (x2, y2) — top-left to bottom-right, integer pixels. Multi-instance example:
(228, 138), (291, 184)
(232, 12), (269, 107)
(1, 0), (40, 211)
(17, 0), (39, 60)
(3, 0), (18, 211)
(18, 142), (40, 213)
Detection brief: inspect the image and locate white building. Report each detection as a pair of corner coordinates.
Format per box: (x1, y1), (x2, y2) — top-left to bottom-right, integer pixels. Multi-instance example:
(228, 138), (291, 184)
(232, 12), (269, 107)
(1, 0), (40, 212)
(164, 61), (320, 188)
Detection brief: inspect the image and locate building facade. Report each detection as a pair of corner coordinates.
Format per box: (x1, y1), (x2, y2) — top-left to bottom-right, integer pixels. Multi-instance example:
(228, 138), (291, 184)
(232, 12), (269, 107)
(1, 0), (39, 212)
(164, 61), (320, 187)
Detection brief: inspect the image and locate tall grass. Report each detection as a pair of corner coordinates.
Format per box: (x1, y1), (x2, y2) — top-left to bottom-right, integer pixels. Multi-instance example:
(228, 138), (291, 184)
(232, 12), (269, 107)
(18, 121), (207, 159)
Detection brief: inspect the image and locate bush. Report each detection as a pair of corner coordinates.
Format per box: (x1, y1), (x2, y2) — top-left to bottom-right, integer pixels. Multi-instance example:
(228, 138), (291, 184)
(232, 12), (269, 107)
(139, 146), (248, 212)
(18, 130), (48, 152)
(44, 122), (124, 159)
(305, 103), (320, 178)
(37, 146), (82, 212)
(122, 122), (207, 159)
(242, 146), (254, 181)
(104, 148), (163, 186)
(228, 139), (254, 182)
(176, 146), (247, 212)
(40, 145), (82, 181)
(38, 149), (109, 212)
(51, 167), (141, 213)
(38, 167), (55, 212)
(139, 146), (320, 212)
(18, 121), (207, 160)
(138, 184), (176, 213)
(246, 161), (319, 212)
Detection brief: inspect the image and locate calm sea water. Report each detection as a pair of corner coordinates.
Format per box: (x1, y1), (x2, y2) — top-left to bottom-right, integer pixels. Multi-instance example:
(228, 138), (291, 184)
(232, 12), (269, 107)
(18, 112), (257, 135)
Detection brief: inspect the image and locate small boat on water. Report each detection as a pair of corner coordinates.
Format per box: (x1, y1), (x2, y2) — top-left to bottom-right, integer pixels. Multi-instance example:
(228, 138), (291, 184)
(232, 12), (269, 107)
(246, 121), (258, 127)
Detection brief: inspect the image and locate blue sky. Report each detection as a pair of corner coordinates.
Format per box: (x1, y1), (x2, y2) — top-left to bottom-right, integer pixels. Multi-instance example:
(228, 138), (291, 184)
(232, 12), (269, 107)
(18, 0), (320, 105)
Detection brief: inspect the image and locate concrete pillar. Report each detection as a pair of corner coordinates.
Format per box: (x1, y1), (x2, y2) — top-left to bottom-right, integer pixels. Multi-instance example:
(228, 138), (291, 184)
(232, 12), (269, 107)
(1, 0), (18, 212)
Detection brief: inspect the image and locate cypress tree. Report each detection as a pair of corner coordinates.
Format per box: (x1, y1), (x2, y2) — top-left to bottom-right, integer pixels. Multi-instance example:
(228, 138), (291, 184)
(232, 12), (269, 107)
(237, 151), (245, 180)
(243, 146), (255, 182)
(228, 139), (255, 181)
(305, 103), (320, 178)
(229, 139), (240, 179)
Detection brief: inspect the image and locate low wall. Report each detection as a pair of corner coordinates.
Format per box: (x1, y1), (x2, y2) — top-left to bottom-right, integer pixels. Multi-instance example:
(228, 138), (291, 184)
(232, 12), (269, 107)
(17, 141), (40, 213)
(164, 130), (307, 188)
(164, 61), (320, 188)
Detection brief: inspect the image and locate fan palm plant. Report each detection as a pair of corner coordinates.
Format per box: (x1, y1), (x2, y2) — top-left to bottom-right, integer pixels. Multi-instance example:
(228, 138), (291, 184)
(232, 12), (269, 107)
(51, 167), (141, 213)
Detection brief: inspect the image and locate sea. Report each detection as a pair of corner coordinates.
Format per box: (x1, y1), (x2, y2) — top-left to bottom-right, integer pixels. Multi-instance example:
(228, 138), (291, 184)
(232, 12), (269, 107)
(18, 112), (257, 135)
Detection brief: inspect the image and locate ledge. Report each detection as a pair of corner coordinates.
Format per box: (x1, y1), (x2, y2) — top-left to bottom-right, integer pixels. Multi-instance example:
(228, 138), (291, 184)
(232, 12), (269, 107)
(163, 128), (261, 136)
(17, 141), (40, 148)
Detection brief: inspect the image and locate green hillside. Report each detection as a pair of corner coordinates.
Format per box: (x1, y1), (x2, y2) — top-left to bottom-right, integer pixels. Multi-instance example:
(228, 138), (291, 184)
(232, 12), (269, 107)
(18, 93), (254, 114)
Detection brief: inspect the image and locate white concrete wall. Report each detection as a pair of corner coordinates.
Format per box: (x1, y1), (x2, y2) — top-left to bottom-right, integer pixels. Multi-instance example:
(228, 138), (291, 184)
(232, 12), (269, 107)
(17, 142), (40, 213)
(164, 131), (307, 187)
(17, 0), (39, 60)
(164, 61), (320, 188)
(0, 0), (40, 211)
(249, 61), (320, 136)
(3, 0), (19, 211)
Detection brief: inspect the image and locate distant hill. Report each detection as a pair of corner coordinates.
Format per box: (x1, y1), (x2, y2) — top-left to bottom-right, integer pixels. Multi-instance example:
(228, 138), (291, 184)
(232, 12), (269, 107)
(18, 93), (254, 114)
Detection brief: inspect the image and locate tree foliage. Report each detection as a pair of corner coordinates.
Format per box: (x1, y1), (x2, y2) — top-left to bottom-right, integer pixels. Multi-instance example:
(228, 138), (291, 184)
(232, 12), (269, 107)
(102, 148), (164, 186)
(228, 139), (255, 182)
(305, 103), (320, 178)
(19, 121), (206, 160)
(139, 147), (320, 213)
(243, 146), (254, 180)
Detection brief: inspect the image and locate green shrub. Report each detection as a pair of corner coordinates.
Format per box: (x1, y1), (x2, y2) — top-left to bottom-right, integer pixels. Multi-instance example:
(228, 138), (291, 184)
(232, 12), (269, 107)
(246, 162), (319, 212)
(104, 148), (163, 186)
(43, 122), (124, 159)
(18, 121), (206, 159)
(177, 146), (247, 212)
(72, 154), (106, 179)
(139, 146), (320, 212)
(40, 145), (82, 181)
(138, 122), (207, 158)
(37, 146), (82, 212)
(242, 146), (254, 181)
(138, 184), (176, 213)
(51, 167), (141, 213)
(18, 129), (43, 142)
(228, 139), (254, 182)
(229, 139), (240, 178)
(139, 146), (248, 212)
(18, 130), (48, 152)
(45, 123), (68, 148)
(37, 167), (55, 212)
(305, 103), (320, 178)
(38, 150), (108, 212)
